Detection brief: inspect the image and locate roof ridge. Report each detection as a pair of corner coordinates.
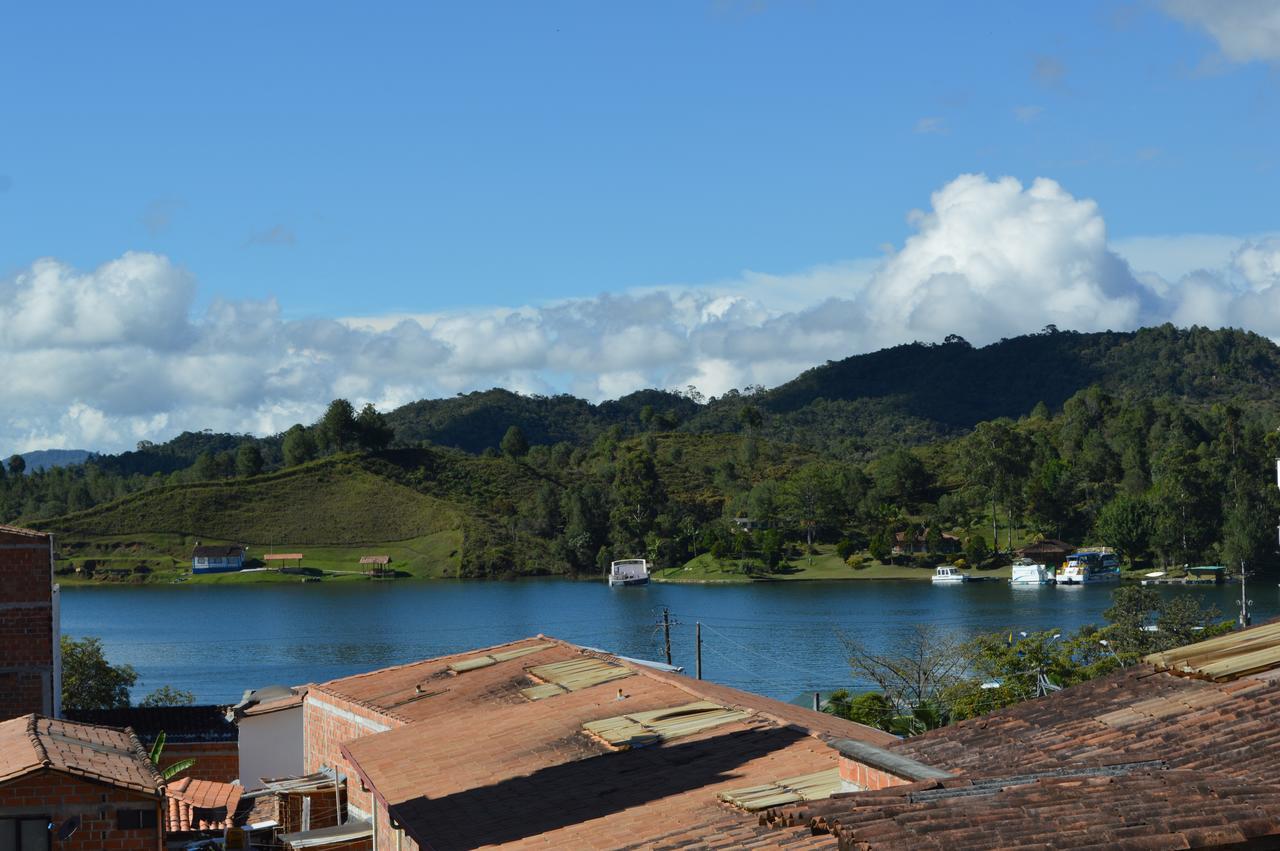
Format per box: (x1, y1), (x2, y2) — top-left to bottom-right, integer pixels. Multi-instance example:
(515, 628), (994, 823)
(26, 715), (50, 766)
(123, 725), (166, 791)
(0, 523), (50, 538)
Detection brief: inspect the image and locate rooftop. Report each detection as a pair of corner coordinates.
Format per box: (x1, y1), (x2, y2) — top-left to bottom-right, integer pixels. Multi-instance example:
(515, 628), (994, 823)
(165, 777), (243, 833)
(0, 713), (163, 795)
(325, 636), (894, 850)
(726, 620), (1280, 849)
(0, 523), (50, 540)
(192, 544), (244, 558)
(65, 704), (237, 743)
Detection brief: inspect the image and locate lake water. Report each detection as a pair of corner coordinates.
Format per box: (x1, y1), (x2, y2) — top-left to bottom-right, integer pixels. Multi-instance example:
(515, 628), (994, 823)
(60, 579), (1280, 705)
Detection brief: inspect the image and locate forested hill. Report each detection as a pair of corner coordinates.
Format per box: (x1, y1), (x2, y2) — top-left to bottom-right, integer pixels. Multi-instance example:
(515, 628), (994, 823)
(7, 323), (1280, 580)
(389, 325), (1280, 454)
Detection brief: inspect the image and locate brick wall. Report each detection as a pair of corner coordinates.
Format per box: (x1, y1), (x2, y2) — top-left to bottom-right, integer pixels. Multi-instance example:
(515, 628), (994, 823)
(303, 691), (400, 822)
(0, 528), (56, 720)
(373, 797), (418, 851)
(0, 768), (162, 851)
(838, 755), (912, 791)
(154, 741), (239, 784)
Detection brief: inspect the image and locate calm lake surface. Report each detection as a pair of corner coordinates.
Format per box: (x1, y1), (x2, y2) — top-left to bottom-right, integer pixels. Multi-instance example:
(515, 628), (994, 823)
(61, 579), (1280, 704)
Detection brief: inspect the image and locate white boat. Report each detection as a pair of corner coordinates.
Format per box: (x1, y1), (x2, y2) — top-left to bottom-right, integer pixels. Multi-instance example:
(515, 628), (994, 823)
(1010, 557), (1054, 585)
(608, 559), (650, 587)
(1055, 549), (1121, 585)
(931, 565), (968, 584)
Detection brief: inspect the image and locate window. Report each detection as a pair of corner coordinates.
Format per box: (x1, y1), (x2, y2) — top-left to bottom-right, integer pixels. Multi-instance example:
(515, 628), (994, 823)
(0, 818), (50, 851)
(115, 809), (157, 830)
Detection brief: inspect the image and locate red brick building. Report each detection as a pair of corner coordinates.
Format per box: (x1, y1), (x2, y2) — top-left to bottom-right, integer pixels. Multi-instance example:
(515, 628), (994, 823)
(0, 525), (59, 721)
(303, 636), (896, 850)
(0, 713), (164, 850)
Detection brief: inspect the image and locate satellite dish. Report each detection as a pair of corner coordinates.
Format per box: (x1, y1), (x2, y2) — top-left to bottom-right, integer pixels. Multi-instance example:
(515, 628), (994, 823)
(56, 815), (81, 841)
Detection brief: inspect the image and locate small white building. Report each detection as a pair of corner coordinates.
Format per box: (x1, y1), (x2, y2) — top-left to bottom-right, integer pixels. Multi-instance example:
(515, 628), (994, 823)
(191, 543), (246, 574)
(232, 684), (306, 789)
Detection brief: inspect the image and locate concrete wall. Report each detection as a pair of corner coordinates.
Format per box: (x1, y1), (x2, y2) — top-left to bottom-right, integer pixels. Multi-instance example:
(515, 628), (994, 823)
(0, 768), (162, 851)
(239, 706), (304, 789)
(0, 527), (57, 720)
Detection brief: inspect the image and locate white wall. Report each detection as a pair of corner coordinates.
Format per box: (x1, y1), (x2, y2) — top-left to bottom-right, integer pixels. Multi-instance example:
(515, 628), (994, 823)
(238, 707), (303, 790)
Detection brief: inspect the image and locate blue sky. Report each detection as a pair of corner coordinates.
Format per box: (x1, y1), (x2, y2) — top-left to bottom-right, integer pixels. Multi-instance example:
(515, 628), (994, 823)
(2, 1), (1280, 450)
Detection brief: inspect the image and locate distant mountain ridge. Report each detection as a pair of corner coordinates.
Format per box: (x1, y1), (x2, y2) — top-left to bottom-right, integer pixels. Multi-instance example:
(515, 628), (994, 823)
(11, 449), (94, 471)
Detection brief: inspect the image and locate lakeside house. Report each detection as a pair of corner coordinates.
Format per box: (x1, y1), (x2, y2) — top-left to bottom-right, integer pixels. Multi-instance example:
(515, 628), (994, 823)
(892, 527), (961, 556)
(191, 543), (246, 574)
(1015, 537), (1074, 566)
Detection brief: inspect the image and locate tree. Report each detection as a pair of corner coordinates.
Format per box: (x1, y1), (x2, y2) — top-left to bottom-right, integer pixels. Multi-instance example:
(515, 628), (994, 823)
(319, 399), (358, 452)
(501, 425), (529, 459)
(190, 451), (217, 481)
(355, 403), (394, 451)
(7, 454), (25, 476)
(61, 636), (136, 711)
(235, 442), (264, 478)
(841, 625), (967, 735)
(139, 685), (196, 707)
(282, 424), (317, 466)
(1093, 493), (1152, 565)
(782, 464), (838, 558)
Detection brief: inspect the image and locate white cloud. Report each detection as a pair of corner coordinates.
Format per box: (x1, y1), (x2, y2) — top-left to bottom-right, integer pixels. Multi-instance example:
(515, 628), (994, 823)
(5, 174), (1280, 454)
(1013, 105), (1043, 123)
(1163, 0), (1280, 63)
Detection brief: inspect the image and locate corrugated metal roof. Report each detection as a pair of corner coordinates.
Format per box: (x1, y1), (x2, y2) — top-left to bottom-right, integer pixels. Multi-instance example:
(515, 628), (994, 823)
(521, 658), (635, 700)
(583, 701), (752, 749)
(280, 819), (372, 849)
(718, 767), (843, 811)
(448, 642), (552, 673)
(1144, 621), (1280, 681)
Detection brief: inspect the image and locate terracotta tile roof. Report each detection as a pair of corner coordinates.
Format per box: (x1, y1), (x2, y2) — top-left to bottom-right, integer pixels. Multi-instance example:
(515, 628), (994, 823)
(0, 713), (163, 795)
(359, 555), (391, 565)
(325, 636), (895, 850)
(165, 777), (244, 832)
(890, 663), (1280, 780)
(65, 705), (237, 743)
(691, 622), (1280, 849)
(758, 767), (1280, 850)
(0, 523), (50, 539)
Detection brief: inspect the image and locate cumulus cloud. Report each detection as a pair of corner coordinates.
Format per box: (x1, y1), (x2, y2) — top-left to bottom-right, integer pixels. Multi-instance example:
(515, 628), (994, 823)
(1163, 0), (1280, 63)
(4, 174), (1280, 453)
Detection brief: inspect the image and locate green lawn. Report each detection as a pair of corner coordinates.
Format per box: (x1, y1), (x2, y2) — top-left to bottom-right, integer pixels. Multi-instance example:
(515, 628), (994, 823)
(653, 548), (1013, 584)
(55, 529), (463, 585)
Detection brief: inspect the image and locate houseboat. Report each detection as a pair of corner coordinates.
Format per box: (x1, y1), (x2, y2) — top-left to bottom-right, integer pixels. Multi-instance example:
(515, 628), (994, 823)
(1055, 549), (1121, 585)
(608, 559), (650, 587)
(1010, 557), (1055, 585)
(931, 565), (968, 584)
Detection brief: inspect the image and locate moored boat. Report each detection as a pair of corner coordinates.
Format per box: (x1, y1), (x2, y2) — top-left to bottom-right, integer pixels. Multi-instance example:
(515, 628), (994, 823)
(1010, 557), (1055, 585)
(1055, 549), (1120, 585)
(932, 565), (968, 584)
(608, 558), (650, 587)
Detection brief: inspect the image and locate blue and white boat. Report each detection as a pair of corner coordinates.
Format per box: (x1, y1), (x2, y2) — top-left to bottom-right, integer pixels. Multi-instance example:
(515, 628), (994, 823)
(608, 559), (650, 587)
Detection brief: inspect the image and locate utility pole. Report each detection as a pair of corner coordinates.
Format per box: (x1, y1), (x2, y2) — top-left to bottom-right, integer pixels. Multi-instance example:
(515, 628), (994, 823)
(695, 622), (702, 680)
(663, 607), (672, 666)
(1239, 561), (1252, 630)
